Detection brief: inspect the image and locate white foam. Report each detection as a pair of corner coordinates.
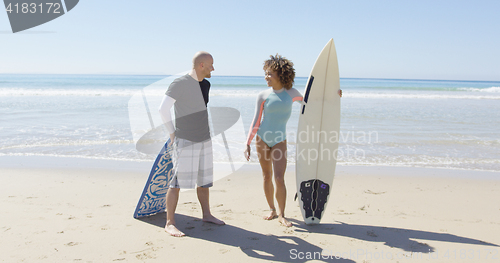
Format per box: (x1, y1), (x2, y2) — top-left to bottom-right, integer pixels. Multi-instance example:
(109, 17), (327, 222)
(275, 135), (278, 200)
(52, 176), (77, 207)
(457, 87), (500, 93)
(0, 152), (152, 162)
(0, 140), (135, 150)
(0, 88), (136, 97)
(345, 93), (500, 100)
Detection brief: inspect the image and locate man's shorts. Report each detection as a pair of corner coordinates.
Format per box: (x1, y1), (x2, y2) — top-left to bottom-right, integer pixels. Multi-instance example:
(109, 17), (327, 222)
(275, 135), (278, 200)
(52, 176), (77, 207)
(169, 138), (213, 189)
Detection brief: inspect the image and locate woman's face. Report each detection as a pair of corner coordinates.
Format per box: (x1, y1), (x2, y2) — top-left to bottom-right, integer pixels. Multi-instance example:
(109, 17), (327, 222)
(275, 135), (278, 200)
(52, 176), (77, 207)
(264, 69), (282, 88)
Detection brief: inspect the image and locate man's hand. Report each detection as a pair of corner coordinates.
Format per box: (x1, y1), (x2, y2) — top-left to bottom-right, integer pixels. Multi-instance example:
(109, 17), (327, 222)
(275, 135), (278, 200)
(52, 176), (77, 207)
(169, 133), (175, 146)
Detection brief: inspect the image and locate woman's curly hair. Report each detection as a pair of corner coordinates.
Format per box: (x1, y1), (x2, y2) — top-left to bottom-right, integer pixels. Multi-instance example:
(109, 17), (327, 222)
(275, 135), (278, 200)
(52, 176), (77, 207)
(263, 54), (295, 89)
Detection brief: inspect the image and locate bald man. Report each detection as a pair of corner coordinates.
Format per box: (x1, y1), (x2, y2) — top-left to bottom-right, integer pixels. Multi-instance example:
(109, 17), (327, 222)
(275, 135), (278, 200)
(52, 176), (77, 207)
(159, 51), (224, 237)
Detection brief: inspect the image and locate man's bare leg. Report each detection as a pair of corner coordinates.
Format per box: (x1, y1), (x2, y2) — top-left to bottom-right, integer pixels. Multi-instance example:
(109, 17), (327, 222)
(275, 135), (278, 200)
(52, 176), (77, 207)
(197, 187), (225, 225)
(165, 187), (185, 237)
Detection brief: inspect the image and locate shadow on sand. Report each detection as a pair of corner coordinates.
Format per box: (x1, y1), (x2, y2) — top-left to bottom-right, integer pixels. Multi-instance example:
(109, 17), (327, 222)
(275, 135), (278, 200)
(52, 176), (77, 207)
(290, 219), (499, 254)
(137, 214), (498, 262)
(137, 213), (354, 262)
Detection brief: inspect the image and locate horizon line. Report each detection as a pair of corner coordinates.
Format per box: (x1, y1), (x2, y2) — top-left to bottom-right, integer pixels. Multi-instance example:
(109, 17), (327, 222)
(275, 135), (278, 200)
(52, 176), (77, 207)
(0, 73), (499, 83)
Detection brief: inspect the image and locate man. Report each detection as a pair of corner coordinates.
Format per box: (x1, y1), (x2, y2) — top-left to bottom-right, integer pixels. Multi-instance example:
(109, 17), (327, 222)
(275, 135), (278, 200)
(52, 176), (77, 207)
(158, 51), (224, 237)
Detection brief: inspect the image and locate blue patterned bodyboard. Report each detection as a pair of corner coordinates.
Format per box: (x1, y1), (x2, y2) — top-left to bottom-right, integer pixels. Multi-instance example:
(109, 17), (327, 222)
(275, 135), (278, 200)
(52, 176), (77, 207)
(133, 139), (174, 218)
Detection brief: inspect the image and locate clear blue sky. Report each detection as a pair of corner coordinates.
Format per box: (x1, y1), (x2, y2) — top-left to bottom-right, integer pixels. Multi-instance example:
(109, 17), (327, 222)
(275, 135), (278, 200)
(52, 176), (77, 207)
(1, 0), (499, 81)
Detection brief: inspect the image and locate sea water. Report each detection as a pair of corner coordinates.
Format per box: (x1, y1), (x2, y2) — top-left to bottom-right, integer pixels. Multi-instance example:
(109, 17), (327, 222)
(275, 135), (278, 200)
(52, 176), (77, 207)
(1, 74), (499, 172)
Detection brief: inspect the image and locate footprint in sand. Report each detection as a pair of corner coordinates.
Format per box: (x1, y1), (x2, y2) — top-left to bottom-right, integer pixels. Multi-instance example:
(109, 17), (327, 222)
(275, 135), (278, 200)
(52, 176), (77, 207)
(65, 242), (80, 246)
(359, 205), (370, 212)
(364, 190), (386, 195)
(136, 252), (155, 260)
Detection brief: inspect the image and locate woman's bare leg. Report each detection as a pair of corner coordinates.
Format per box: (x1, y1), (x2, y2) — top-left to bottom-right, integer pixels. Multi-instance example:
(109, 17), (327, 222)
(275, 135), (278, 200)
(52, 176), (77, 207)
(271, 140), (292, 227)
(256, 136), (277, 220)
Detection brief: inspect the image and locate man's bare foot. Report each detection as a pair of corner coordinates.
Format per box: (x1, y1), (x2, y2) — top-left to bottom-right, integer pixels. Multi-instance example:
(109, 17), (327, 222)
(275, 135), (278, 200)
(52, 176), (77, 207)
(202, 215), (225, 225)
(165, 224), (185, 237)
(278, 216), (292, 227)
(263, 209), (278, 220)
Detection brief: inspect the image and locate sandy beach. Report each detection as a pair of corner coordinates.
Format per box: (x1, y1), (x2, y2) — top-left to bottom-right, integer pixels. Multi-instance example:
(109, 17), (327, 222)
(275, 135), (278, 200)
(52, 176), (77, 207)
(1, 156), (499, 262)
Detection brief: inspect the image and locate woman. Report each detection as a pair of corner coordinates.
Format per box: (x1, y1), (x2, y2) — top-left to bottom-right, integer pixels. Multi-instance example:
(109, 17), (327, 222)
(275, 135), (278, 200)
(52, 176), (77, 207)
(244, 54), (342, 227)
(244, 54), (303, 227)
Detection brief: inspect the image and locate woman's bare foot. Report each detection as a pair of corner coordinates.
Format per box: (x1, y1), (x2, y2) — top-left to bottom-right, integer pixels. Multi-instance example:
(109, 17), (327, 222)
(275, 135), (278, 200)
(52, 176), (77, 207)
(278, 216), (292, 227)
(165, 224), (185, 237)
(263, 209), (278, 220)
(202, 215), (225, 225)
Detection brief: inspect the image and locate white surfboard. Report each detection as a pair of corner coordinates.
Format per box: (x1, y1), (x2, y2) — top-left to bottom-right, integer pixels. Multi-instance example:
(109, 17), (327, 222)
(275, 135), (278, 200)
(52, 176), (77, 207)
(296, 39), (341, 224)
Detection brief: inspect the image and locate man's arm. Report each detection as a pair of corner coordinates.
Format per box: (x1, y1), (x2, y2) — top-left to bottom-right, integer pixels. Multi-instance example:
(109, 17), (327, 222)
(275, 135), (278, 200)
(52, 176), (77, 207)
(158, 95), (176, 143)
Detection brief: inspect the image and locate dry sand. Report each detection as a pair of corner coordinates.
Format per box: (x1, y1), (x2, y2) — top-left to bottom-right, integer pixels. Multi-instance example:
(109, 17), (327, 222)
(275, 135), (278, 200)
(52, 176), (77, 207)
(1, 157), (499, 262)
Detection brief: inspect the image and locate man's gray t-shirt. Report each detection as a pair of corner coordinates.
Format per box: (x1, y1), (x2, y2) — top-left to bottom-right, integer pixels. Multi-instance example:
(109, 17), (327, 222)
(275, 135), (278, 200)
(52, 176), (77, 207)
(166, 74), (210, 142)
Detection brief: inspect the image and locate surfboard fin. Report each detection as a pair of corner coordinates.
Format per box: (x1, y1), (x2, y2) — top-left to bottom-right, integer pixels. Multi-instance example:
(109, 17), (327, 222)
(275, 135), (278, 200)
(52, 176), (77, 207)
(294, 193), (298, 201)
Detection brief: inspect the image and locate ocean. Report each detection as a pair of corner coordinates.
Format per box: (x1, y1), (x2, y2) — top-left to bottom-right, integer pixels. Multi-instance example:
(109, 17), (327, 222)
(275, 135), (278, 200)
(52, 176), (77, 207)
(1, 74), (499, 172)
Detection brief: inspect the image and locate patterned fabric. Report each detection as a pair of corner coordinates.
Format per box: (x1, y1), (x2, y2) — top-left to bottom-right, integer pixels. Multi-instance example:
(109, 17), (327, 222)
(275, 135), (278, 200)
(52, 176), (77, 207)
(133, 139), (174, 218)
(169, 138), (214, 189)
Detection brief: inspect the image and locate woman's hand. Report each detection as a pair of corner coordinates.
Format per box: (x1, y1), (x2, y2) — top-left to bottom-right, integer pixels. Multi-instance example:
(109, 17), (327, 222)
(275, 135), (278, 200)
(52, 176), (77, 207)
(244, 145), (251, 161)
(338, 89), (342, 97)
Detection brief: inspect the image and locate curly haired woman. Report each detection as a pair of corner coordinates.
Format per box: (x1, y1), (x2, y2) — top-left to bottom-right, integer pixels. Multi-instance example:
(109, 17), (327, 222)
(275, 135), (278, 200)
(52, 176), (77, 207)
(244, 54), (303, 227)
(244, 54), (342, 227)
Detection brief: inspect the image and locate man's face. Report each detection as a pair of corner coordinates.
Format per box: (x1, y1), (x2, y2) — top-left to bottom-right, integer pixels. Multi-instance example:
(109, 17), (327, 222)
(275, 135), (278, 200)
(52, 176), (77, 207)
(201, 57), (214, 79)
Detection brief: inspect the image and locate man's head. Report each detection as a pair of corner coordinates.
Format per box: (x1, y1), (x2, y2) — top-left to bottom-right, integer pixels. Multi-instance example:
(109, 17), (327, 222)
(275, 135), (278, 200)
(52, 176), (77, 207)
(192, 51), (214, 80)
